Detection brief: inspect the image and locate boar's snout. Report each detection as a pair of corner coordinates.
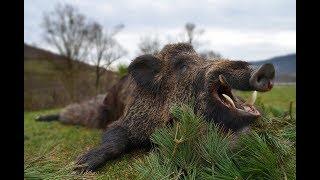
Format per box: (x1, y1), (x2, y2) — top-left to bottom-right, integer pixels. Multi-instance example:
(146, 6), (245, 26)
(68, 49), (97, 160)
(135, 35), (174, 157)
(249, 63), (275, 92)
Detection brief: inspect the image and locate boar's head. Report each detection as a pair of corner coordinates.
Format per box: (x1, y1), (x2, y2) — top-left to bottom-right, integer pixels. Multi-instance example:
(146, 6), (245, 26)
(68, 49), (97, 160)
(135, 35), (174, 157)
(128, 43), (275, 132)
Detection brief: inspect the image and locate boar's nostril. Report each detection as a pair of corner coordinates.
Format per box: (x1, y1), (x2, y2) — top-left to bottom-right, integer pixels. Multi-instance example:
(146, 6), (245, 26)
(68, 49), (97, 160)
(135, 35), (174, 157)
(249, 63), (275, 92)
(261, 63), (275, 79)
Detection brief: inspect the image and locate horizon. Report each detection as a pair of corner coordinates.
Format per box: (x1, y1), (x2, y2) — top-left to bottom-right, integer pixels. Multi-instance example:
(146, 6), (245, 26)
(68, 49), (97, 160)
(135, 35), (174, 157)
(24, 41), (296, 63)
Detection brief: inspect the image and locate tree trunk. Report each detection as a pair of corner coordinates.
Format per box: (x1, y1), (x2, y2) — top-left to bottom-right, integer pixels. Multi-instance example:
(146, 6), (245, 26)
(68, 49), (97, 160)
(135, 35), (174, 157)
(95, 65), (100, 94)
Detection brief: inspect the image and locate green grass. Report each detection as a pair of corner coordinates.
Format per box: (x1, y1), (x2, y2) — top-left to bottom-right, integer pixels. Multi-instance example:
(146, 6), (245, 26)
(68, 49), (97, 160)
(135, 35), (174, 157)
(24, 109), (145, 179)
(134, 103), (295, 179)
(24, 85), (296, 179)
(236, 85), (296, 111)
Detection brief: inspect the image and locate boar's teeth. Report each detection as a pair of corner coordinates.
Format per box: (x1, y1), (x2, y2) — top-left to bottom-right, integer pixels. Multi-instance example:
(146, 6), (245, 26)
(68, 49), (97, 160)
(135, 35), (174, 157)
(245, 91), (257, 105)
(222, 94), (236, 108)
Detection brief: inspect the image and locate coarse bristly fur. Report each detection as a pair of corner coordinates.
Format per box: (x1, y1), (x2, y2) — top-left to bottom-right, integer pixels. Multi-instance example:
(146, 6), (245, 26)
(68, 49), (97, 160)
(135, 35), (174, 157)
(36, 43), (275, 172)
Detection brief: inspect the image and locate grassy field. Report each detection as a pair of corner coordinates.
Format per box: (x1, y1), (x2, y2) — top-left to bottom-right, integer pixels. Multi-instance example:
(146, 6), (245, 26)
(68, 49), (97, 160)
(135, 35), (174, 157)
(236, 85), (296, 111)
(24, 85), (296, 179)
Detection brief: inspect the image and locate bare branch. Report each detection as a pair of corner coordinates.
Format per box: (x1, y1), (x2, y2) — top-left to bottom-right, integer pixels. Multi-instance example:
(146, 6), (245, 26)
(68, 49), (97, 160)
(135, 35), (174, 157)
(41, 3), (92, 63)
(84, 21), (127, 89)
(137, 35), (161, 55)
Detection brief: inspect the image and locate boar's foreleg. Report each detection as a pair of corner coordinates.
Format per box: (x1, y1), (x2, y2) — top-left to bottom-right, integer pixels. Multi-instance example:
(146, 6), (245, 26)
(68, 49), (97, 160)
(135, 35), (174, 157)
(74, 126), (130, 173)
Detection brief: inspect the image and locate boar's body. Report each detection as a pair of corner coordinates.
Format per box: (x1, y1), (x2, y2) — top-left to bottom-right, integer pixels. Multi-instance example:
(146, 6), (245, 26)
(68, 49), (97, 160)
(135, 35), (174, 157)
(59, 94), (108, 128)
(37, 75), (133, 129)
(36, 43), (275, 172)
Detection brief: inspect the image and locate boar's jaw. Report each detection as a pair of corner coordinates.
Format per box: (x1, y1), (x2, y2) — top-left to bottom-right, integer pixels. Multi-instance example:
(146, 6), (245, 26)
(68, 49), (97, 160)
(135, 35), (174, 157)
(211, 75), (260, 118)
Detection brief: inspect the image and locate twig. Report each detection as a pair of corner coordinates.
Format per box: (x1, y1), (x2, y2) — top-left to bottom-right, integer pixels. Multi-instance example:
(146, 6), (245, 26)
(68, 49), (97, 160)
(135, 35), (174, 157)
(289, 101), (293, 121)
(172, 123), (184, 157)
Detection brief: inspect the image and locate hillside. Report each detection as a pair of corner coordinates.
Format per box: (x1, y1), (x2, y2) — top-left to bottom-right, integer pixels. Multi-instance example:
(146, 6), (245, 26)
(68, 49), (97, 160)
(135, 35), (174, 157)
(24, 43), (120, 110)
(252, 54), (296, 83)
(25, 44), (68, 61)
(24, 43), (104, 70)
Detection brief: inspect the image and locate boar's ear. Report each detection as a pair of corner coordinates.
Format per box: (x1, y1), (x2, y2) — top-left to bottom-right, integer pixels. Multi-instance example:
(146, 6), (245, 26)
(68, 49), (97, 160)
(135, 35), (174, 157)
(128, 54), (162, 92)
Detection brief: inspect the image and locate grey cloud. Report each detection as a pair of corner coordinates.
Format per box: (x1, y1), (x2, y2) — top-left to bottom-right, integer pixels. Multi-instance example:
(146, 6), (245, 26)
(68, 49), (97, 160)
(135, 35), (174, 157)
(24, 0), (296, 62)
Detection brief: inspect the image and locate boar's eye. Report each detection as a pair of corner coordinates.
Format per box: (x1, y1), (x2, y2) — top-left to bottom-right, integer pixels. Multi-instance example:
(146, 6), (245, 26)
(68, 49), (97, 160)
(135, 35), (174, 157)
(173, 58), (188, 73)
(180, 65), (187, 73)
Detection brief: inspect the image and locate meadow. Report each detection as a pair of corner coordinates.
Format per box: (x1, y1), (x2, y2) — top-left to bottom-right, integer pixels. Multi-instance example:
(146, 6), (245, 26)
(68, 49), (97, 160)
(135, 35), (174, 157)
(24, 85), (296, 179)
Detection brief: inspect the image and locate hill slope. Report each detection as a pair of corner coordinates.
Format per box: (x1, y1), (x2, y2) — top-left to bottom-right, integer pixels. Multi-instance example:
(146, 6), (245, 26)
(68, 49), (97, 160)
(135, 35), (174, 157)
(24, 43), (119, 110)
(252, 54), (296, 83)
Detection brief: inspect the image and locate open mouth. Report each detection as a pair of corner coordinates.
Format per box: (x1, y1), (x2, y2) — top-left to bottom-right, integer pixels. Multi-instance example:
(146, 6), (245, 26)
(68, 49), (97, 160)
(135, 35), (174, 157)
(214, 75), (260, 117)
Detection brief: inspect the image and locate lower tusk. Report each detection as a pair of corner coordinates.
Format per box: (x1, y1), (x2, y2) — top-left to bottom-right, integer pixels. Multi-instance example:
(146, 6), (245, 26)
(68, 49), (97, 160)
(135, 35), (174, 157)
(245, 91), (257, 105)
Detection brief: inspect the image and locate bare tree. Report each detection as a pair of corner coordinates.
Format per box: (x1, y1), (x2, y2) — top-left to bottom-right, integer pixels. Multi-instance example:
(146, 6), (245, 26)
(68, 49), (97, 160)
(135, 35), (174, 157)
(184, 22), (204, 48)
(87, 22), (126, 91)
(200, 50), (222, 60)
(185, 23), (195, 44)
(166, 22), (205, 49)
(137, 36), (161, 55)
(41, 3), (91, 68)
(164, 22), (224, 61)
(184, 23), (222, 60)
(41, 3), (94, 101)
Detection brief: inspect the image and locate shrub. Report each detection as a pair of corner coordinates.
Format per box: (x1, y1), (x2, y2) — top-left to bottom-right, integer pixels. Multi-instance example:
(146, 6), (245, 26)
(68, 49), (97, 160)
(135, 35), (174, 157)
(117, 63), (128, 78)
(134, 104), (296, 179)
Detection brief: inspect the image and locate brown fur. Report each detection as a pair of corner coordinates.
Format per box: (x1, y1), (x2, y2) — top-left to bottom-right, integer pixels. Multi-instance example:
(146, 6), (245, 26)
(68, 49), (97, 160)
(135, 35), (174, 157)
(41, 44), (272, 130)
(37, 43), (275, 172)
(46, 75), (133, 129)
(107, 43), (270, 142)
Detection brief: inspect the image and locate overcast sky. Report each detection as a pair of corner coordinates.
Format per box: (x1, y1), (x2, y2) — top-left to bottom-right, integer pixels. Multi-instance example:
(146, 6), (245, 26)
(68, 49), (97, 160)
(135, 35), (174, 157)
(24, 0), (296, 65)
